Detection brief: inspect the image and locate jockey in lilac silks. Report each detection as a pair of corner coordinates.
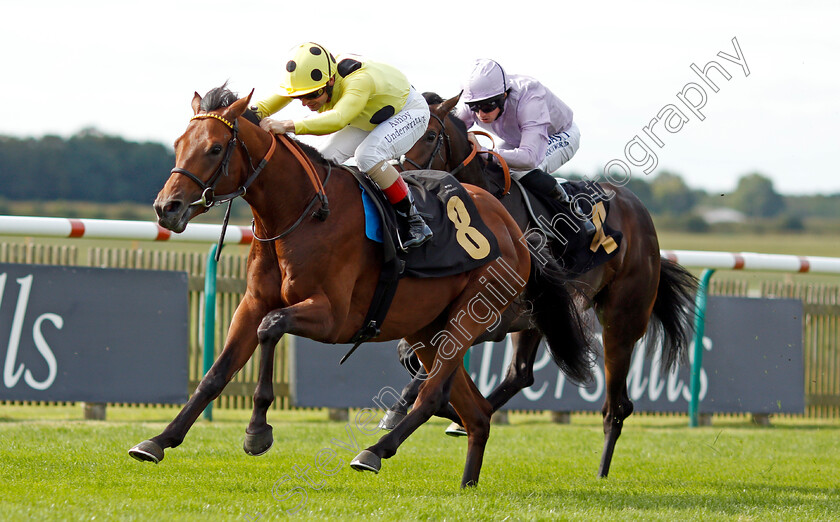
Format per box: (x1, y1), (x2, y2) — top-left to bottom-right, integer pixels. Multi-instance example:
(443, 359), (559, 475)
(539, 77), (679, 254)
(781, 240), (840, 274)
(453, 59), (594, 234)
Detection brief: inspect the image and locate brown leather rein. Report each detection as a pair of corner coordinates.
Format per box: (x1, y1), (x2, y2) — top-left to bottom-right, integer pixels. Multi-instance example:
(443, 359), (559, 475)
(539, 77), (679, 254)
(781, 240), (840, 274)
(401, 115), (511, 196)
(171, 113), (330, 253)
(456, 130), (511, 196)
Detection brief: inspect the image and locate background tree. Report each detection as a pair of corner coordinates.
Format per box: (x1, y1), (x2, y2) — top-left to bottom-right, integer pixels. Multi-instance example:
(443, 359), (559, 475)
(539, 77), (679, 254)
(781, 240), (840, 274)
(624, 176), (655, 211)
(650, 170), (696, 216)
(729, 172), (785, 217)
(0, 130), (174, 203)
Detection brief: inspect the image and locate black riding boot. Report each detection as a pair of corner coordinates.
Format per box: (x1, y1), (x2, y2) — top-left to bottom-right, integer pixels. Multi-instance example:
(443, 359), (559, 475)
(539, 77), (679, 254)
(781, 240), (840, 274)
(394, 190), (433, 249)
(549, 182), (597, 236)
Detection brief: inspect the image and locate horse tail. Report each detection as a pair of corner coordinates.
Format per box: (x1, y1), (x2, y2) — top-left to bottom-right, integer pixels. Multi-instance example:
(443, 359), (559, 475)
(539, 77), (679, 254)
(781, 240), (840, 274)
(647, 257), (699, 371)
(525, 252), (595, 385)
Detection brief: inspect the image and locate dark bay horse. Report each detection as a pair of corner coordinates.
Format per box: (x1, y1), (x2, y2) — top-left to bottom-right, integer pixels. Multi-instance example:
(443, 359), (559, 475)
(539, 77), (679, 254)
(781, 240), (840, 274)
(392, 92), (698, 478)
(128, 85), (590, 488)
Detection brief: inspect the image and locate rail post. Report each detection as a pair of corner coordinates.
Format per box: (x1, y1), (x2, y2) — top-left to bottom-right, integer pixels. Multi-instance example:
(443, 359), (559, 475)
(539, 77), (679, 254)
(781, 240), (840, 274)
(202, 243), (221, 421)
(689, 268), (715, 427)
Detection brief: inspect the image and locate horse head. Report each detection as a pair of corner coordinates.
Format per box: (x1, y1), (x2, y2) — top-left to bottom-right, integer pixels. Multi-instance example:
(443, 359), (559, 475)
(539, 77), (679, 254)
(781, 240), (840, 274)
(403, 92), (488, 191)
(154, 88), (255, 232)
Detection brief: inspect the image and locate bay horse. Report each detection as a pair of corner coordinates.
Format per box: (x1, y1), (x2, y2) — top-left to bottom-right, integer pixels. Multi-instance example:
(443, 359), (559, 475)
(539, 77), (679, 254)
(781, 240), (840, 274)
(390, 92), (698, 478)
(128, 85), (591, 488)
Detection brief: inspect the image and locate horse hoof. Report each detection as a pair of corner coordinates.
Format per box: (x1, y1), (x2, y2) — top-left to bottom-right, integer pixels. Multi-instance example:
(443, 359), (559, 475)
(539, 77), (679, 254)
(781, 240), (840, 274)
(243, 426), (274, 456)
(350, 450), (381, 474)
(129, 440), (164, 463)
(444, 423), (467, 437)
(378, 410), (405, 431)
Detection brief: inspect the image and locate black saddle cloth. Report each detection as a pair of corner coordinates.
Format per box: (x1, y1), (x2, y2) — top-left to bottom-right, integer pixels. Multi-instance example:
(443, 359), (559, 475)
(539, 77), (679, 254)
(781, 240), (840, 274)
(355, 169), (502, 279)
(344, 168), (502, 349)
(483, 163), (622, 274)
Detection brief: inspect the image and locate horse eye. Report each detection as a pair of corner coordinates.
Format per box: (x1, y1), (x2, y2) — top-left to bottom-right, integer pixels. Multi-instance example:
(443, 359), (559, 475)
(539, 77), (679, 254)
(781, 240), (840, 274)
(425, 132), (437, 142)
(210, 144), (223, 155)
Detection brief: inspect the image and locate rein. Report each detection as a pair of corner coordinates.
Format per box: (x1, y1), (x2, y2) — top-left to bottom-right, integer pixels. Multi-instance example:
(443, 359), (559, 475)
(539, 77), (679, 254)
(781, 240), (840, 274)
(402, 114), (511, 196)
(401, 113), (449, 171)
(465, 132), (511, 196)
(172, 113), (275, 208)
(251, 161), (333, 242)
(171, 112), (330, 256)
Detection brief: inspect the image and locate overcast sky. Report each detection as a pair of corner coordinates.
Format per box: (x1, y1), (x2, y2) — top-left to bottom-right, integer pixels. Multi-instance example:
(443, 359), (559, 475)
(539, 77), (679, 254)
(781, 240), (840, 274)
(2, 0), (838, 195)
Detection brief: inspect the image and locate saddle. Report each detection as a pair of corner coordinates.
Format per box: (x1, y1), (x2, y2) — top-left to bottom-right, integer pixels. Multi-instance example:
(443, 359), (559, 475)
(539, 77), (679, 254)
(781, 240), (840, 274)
(342, 168), (501, 360)
(483, 162), (622, 275)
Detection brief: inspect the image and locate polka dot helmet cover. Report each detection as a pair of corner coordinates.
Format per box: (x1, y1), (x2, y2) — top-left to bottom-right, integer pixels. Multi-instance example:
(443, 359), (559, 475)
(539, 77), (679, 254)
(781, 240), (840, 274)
(278, 42), (337, 96)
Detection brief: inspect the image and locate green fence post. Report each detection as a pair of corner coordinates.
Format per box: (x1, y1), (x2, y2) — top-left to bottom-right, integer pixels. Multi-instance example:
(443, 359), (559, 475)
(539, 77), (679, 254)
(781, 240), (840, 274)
(464, 346), (471, 376)
(689, 268), (715, 427)
(202, 244), (220, 421)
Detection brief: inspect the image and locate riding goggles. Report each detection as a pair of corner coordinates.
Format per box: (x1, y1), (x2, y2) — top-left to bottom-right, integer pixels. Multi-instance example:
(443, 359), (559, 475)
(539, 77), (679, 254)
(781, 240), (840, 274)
(467, 95), (505, 113)
(292, 87), (326, 100)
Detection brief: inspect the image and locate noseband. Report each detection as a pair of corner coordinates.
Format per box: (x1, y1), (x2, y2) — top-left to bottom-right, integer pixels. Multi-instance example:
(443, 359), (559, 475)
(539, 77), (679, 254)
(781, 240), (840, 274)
(169, 111), (277, 260)
(170, 111), (330, 256)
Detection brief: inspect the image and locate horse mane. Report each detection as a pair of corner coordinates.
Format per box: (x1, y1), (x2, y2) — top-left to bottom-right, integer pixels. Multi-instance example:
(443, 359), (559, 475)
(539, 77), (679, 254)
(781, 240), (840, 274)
(422, 92), (444, 105)
(200, 82), (239, 112)
(448, 110), (468, 135)
(200, 83), (335, 167)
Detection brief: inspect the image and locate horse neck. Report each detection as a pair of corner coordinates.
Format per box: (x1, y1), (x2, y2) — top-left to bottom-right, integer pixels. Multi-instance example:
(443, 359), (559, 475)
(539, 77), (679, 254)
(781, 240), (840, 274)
(446, 117), (489, 190)
(241, 133), (329, 239)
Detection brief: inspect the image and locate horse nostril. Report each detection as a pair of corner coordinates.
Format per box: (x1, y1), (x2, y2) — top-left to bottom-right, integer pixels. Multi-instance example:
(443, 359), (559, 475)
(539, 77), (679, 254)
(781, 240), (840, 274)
(155, 199), (183, 219)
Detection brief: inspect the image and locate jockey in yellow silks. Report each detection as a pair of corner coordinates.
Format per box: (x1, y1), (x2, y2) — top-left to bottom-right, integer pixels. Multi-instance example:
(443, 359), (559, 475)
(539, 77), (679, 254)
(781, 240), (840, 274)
(253, 42), (432, 248)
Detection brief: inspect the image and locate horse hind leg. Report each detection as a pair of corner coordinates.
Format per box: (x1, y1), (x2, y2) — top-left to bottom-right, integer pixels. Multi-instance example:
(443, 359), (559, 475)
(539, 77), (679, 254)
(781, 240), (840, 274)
(485, 328), (542, 411)
(386, 326), (539, 437)
(352, 328), (495, 486)
(380, 340), (462, 431)
(597, 308), (648, 478)
(447, 364), (493, 487)
(351, 342), (458, 475)
(355, 352), (493, 488)
(598, 375), (634, 478)
(431, 328), (543, 438)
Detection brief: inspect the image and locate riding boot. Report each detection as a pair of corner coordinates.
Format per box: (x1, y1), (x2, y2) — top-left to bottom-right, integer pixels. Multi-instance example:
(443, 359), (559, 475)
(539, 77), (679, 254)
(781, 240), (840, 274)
(394, 190), (433, 249)
(549, 182), (597, 236)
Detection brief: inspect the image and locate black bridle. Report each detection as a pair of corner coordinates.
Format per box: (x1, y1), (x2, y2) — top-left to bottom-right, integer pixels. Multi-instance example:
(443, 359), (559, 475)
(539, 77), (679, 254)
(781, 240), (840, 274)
(171, 113), (269, 208)
(401, 113), (451, 171)
(170, 111), (330, 256)
(400, 108), (511, 196)
(170, 112), (276, 259)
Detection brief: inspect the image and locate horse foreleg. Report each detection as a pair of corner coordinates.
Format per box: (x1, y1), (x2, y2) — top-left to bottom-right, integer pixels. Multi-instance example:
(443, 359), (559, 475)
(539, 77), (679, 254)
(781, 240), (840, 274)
(379, 339), (424, 430)
(378, 370), (420, 430)
(241, 296), (334, 452)
(243, 327), (277, 456)
(129, 298), (264, 463)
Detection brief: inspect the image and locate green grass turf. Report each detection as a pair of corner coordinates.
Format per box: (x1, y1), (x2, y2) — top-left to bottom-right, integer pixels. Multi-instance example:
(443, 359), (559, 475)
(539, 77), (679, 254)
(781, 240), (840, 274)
(0, 406), (838, 521)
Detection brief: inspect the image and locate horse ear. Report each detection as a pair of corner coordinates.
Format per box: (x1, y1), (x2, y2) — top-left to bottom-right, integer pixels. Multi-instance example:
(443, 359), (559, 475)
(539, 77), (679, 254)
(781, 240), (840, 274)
(191, 92), (203, 115)
(225, 89), (254, 120)
(440, 92), (462, 114)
